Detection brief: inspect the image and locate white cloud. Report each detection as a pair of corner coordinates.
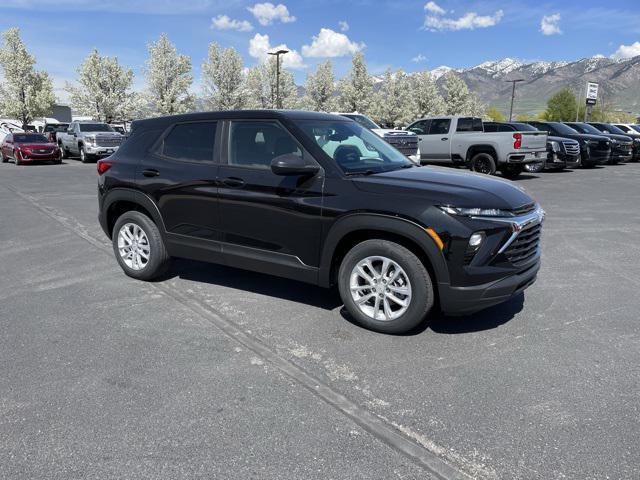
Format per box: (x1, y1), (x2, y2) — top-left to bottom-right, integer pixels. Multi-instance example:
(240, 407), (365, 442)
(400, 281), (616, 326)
(339, 20), (349, 32)
(424, 9), (504, 31)
(248, 33), (306, 69)
(412, 54), (427, 63)
(301, 28), (364, 58)
(540, 13), (561, 36)
(211, 15), (253, 32)
(247, 2), (296, 26)
(611, 41), (640, 60)
(424, 1), (445, 15)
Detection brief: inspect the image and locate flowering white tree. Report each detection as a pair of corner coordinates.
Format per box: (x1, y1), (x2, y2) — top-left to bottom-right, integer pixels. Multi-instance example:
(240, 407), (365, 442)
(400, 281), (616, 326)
(0, 28), (55, 128)
(201, 42), (245, 110)
(65, 49), (136, 122)
(243, 65), (271, 109)
(303, 60), (335, 112)
(145, 34), (194, 116)
(337, 52), (373, 114)
(371, 69), (414, 127)
(442, 72), (470, 115)
(412, 71), (445, 118)
(243, 57), (299, 109)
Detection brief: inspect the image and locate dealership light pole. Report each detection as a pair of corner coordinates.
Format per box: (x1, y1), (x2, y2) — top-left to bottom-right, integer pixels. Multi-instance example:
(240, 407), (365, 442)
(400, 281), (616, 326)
(505, 79), (525, 121)
(268, 49), (289, 109)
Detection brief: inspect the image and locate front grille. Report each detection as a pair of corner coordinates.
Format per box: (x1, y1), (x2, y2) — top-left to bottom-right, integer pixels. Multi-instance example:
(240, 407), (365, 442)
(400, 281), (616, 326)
(33, 148), (54, 154)
(385, 135), (418, 156)
(562, 141), (580, 156)
(596, 141), (610, 150)
(95, 137), (122, 147)
(511, 203), (536, 216)
(504, 223), (542, 267)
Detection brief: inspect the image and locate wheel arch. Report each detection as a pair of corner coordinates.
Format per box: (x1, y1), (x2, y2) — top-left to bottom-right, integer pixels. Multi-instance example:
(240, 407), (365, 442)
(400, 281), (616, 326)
(319, 214), (450, 297)
(102, 189), (166, 240)
(466, 144), (498, 162)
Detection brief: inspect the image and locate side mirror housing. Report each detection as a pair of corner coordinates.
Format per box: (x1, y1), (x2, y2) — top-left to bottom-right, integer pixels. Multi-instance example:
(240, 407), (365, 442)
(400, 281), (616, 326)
(271, 154), (320, 176)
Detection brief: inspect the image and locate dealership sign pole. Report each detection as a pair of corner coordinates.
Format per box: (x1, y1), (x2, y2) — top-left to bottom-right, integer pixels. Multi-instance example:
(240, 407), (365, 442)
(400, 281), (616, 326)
(584, 81), (598, 122)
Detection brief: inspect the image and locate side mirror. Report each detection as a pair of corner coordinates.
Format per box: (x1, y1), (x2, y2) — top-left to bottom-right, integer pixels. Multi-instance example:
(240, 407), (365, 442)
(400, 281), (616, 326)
(271, 154), (319, 176)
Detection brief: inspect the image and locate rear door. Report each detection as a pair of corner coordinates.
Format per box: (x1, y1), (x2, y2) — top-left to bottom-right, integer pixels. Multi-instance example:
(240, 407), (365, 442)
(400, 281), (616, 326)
(137, 120), (222, 247)
(216, 119), (324, 280)
(420, 118), (452, 162)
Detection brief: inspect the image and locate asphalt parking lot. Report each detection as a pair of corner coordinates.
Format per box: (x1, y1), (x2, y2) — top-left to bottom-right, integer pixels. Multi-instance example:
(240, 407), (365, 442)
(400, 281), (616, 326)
(1, 159), (639, 480)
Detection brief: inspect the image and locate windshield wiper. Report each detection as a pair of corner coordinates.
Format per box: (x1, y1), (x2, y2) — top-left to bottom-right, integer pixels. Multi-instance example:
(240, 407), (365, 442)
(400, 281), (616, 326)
(344, 170), (377, 176)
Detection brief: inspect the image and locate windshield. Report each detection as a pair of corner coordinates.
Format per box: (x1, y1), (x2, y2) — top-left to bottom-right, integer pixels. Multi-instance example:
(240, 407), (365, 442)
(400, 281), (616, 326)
(632, 125), (640, 133)
(568, 123), (602, 135)
(549, 122), (578, 136)
(44, 124), (69, 132)
(299, 120), (413, 174)
(600, 124), (627, 135)
(79, 123), (114, 132)
(342, 114), (380, 130)
(13, 134), (49, 143)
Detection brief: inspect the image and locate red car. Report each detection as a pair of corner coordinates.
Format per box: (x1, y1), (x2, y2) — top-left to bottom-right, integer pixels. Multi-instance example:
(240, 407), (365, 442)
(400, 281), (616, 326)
(1, 133), (61, 165)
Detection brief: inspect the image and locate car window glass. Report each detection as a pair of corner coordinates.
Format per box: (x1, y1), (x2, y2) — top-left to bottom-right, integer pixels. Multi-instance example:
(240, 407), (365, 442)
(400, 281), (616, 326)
(456, 118), (474, 132)
(428, 119), (450, 135)
(408, 120), (430, 135)
(228, 121), (303, 169)
(498, 124), (515, 132)
(161, 122), (217, 163)
(472, 118), (483, 131)
(483, 123), (497, 132)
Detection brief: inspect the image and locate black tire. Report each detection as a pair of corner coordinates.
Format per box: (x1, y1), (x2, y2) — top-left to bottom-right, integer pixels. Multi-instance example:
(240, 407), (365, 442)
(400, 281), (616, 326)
(470, 152), (497, 175)
(501, 164), (524, 179)
(1, 152), (7, 163)
(59, 143), (68, 159)
(524, 161), (545, 173)
(338, 239), (434, 334)
(80, 145), (91, 163)
(112, 211), (170, 281)
(14, 151), (21, 166)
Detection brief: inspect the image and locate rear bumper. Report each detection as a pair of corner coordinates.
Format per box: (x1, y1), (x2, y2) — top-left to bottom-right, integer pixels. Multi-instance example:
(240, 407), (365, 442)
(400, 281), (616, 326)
(506, 149), (546, 164)
(438, 258), (540, 315)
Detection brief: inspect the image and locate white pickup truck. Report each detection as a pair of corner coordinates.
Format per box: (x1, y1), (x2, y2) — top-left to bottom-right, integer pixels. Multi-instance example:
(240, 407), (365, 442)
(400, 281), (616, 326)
(57, 121), (124, 163)
(406, 116), (547, 178)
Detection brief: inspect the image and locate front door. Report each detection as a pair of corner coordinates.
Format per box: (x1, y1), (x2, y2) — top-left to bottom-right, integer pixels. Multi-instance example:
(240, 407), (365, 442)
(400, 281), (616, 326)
(217, 119), (324, 281)
(420, 118), (452, 162)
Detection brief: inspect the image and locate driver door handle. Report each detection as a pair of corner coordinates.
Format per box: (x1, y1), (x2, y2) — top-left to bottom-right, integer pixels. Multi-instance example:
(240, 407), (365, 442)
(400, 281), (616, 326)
(222, 177), (245, 188)
(142, 169), (160, 177)
(441, 137), (448, 141)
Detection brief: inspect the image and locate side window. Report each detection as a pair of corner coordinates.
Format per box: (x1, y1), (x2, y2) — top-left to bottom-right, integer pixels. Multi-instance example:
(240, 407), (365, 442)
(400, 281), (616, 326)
(456, 117), (474, 132)
(428, 119), (451, 135)
(483, 123), (497, 132)
(408, 120), (430, 135)
(161, 122), (217, 163)
(228, 120), (303, 169)
(498, 124), (515, 132)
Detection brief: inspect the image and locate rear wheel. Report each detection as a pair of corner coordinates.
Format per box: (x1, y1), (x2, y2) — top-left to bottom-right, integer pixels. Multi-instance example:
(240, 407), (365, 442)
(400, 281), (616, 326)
(112, 211), (170, 281)
(338, 239), (433, 334)
(470, 153), (497, 175)
(501, 164), (524, 179)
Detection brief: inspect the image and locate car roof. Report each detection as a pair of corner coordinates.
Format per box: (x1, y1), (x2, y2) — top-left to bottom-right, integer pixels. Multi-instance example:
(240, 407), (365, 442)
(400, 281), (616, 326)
(131, 110), (345, 131)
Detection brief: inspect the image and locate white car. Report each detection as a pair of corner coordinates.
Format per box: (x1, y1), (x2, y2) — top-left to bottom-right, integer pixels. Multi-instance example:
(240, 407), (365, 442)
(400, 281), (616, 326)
(335, 113), (420, 163)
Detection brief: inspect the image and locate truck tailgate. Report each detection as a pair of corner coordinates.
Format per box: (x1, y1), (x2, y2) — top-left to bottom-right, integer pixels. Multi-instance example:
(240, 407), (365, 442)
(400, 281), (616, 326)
(520, 131), (547, 150)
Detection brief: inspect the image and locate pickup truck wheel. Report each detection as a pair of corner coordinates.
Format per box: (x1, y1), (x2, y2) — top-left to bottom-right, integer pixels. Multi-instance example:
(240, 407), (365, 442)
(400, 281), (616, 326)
(59, 144), (67, 159)
(80, 146), (91, 163)
(501, 164), (524, 179)
(470, 153), (496, 175)
(112, 211), (170, 281)
(338, 239), (433, 334)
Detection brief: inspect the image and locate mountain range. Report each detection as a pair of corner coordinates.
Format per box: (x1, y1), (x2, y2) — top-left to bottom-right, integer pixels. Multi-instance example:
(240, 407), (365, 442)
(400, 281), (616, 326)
(427, 56), (640, 116)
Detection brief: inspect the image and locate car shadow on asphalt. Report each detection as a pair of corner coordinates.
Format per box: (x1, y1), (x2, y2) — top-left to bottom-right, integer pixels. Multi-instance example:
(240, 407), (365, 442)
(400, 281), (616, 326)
(166, 258), (343, 310)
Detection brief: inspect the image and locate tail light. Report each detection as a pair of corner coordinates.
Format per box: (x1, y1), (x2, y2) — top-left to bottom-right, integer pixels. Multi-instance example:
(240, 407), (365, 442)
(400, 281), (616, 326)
(513, 133), (522, 149)
(97, 159), (113, 175)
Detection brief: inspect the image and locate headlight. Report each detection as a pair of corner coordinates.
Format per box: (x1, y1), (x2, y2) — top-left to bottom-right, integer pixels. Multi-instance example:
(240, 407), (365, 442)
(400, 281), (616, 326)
(550, 141), (560, 152)
(634, 138), (640, 144)
(85, 137), (96, 146)
(439, 205), (515, 217)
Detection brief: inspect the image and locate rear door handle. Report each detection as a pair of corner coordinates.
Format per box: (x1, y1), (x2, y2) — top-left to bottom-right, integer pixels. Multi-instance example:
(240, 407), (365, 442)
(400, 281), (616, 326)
(222, 177), (245, 188)
(142, 169), (159, 177)
(441, 137), (448, 141)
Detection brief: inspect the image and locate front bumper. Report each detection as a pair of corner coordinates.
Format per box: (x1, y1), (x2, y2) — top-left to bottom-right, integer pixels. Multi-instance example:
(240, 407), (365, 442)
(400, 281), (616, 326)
(439, 258), (540, 315)
(86, 145), (119, 156)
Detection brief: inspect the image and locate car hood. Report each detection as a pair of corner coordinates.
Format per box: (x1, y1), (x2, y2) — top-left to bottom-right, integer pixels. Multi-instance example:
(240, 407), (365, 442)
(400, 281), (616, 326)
(372, 128), (417, 137)
(600, 133), (633, 144)
(352, 166), (534, 211)
(563, 133), (609, 143)
(548, 135), (577, 144)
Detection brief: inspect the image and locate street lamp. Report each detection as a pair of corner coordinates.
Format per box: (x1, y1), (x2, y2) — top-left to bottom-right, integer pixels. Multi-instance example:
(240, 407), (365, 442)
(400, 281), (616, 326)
(268, 49), (289, 109)
(505, 79), (525, 121)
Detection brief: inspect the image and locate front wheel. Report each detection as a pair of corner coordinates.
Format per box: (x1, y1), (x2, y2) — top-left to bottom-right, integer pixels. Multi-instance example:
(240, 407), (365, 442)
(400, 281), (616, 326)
(470, 153), (497, 175)
(501, 164), (524, 179)
(14, 151), (21, 166)
(80, 146), (90, 163)
(338, 239), (434, 334)
(59, 144), (68, 159)
(112, 211), (170, 281)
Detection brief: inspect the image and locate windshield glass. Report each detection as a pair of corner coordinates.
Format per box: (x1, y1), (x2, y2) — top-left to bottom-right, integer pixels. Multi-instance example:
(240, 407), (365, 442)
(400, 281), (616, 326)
(601, 124), (627, 135)
(13, 134), (49, 143)
(569, 123), (601, 135)
(44, 124), (69, 132)
(79, 123), (114, 132)
(299, 120), (413, 174)
(632, 125), (640, 133)
(549, 122), (578, 135)
(342, 114), (380, 130)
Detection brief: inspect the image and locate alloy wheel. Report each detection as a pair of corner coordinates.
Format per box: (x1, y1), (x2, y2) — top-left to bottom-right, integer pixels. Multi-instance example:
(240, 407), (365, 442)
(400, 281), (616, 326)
(349, 256), (412, 321)
(117, 222), (150, 271)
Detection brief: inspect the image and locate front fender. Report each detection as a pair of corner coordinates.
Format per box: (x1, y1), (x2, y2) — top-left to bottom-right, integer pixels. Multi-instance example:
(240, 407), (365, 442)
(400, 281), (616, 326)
(318, 213), (450, 289)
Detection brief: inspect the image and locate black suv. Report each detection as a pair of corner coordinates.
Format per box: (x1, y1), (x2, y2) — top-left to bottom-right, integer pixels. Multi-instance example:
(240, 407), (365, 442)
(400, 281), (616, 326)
(98, 111), (544, 334)
(565, 122), (633, 164)
(483, 121), (580, 171)
(526, 121), (611, 167)
(590, 123), (640, 162)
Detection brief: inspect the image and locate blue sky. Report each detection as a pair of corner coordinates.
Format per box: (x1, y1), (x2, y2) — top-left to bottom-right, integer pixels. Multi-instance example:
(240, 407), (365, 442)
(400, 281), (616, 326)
(1, 0), (639, 100)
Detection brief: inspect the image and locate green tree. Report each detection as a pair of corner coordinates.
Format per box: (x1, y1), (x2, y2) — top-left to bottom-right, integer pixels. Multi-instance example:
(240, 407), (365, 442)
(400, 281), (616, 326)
(337, 52), (373, 114)
(486, 106), (505, 121)
(543, 88), (577, 121)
